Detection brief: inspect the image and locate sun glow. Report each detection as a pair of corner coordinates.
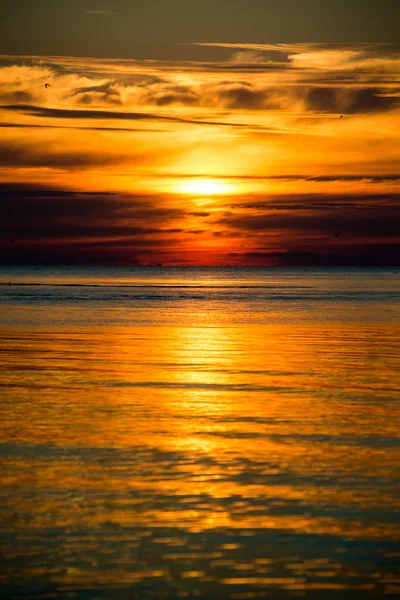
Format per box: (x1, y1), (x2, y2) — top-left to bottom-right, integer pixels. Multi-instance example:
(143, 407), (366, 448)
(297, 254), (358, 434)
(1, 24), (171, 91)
(177, 178), (233, 196)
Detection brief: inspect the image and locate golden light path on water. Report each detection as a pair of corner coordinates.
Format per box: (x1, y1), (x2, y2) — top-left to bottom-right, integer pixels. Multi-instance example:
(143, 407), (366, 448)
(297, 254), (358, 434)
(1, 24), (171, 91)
(0, 267), (400, 598)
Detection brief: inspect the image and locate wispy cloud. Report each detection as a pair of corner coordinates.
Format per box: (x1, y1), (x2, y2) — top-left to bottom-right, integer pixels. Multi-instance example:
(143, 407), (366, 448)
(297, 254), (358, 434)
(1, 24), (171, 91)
(85, 9), (118, 15)
(1, 49), (399, 116)
(1, 104), (253, 129)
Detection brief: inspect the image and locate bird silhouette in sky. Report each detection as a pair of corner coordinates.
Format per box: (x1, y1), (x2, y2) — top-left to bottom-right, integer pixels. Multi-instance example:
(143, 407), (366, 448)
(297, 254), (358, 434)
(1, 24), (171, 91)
(333, 232), (340, 238)
(10, 238), (16, 243)
(45, 83), (50, 88)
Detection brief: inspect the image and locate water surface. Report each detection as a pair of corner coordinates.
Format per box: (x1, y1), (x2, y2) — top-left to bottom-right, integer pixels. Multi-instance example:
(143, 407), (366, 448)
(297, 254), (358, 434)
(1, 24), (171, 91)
(1, 266), (399, 598)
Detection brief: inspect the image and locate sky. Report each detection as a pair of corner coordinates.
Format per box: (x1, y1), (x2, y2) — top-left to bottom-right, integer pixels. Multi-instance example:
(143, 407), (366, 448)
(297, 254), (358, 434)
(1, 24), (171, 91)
(0, 1), (399, 265)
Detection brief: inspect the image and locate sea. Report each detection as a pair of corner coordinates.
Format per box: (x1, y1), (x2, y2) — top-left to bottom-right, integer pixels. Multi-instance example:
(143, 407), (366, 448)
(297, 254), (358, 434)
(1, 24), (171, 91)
(0, 265), (399, 599)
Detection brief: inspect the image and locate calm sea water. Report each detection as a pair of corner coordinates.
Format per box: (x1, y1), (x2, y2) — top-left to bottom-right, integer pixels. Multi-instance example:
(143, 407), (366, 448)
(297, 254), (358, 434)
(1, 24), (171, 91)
(0, 266), (399, 599)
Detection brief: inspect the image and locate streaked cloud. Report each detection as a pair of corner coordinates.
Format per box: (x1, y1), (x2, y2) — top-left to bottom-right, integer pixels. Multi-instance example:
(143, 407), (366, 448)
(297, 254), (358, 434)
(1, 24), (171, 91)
(85, 9), (118, 15)
(0, 43), (399, 265)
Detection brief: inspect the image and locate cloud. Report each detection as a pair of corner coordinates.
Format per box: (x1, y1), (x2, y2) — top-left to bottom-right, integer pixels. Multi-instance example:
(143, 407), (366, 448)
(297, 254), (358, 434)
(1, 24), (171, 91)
(70, 80), (122, 105)
(304, 175), (400, 183)
(0, 184), (110, 199)
(0, 184), (187, 265)
(305, 86), (398, 113)
(0, 47), (399, 266)
(228, 246), (400, 267)
(234, 192), (400, 211)
(213, 192), (400, 254)
(0, 48), (399, 118)
(204, 82), (268, 109)
(0, 121), (167, 133)
(193, 42), (400, 71)
(2, 183), (399, 266)
(85, 9), (118, 15)
(0, 89), (36, 104)
(0, 134), (160, 169)
(230, 51), (265, 64)
(1, 104), (249, 128)
(222, 174), (400, 184)
(0, 182), (186, 245)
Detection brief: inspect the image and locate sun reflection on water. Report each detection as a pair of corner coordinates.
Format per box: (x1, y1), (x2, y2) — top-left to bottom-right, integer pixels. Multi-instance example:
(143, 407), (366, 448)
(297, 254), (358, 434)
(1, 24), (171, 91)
(1, 305), (399, 597)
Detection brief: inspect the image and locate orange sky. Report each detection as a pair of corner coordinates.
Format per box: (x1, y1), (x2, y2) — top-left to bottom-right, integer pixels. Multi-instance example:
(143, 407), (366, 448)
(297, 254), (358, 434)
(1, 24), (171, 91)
(0, 43), (399, 265)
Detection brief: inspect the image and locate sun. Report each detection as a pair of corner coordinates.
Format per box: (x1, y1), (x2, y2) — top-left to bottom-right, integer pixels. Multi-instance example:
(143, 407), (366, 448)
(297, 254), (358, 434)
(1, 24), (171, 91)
(177, 178), (232, 196)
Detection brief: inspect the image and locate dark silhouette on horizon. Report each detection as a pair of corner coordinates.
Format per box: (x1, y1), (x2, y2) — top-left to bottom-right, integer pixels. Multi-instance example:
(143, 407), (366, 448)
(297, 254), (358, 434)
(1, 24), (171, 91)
(10, 238), (16, 243)
(333, 232), (340, 237)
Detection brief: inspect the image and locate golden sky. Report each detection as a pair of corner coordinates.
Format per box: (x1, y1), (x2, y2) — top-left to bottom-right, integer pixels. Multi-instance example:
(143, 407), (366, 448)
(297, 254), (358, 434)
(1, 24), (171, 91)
(0, 43), (399, 265)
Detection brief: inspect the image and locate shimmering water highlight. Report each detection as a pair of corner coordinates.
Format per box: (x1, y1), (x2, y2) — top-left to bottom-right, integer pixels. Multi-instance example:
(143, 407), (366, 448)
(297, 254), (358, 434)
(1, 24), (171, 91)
(0, 266), (399, 599)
